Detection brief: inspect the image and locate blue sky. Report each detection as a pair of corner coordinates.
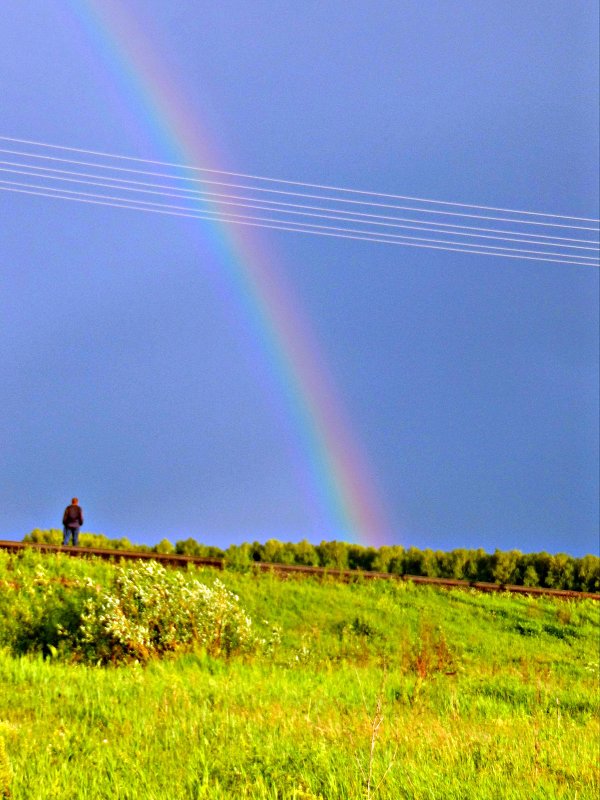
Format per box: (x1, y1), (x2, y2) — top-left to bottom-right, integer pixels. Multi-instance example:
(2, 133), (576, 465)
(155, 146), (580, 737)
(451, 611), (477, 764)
(1, 1), (598, 555)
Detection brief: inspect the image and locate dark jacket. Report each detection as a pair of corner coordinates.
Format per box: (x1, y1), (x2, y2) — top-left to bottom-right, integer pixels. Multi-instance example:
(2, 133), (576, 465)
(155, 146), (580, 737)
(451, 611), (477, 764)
(63, 505), (83, 528)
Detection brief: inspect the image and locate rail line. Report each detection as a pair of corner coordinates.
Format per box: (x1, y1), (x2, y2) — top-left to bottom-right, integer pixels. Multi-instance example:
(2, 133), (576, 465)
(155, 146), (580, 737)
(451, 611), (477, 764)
(0, 539), (598, 601)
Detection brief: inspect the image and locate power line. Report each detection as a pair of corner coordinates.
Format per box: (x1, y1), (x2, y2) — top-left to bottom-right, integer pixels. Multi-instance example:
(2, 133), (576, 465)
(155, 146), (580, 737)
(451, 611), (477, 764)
(1, 160), (597, 249)
(1, 133), (597, 223)
(0, 167), (596, 258)
(0, 167), (596, 260)
(3, 176), (598, 262)
(1, 146), (597, 233)
(2, 183), (597, 268)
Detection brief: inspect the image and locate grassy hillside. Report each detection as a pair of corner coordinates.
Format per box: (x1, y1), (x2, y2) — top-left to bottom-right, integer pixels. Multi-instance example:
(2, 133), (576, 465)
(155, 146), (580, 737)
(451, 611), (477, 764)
(0, 550), (598, 799)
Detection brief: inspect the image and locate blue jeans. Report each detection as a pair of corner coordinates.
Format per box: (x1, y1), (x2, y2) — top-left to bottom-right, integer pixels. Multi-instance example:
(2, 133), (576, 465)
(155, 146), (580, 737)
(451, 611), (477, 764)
(63, 526), (80, 546)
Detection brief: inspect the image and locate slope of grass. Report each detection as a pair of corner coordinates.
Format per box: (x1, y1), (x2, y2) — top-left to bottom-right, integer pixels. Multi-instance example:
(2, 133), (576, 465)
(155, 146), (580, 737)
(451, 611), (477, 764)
(0, 550), (598, 799)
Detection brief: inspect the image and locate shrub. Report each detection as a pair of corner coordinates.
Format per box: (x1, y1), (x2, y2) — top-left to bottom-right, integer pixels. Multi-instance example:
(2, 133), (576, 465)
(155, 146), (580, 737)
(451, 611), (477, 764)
(0, 561), (96, 658)
(78, 561), (261, 663)
(223, 543), (253, 571)
(23, 528), (62, 545)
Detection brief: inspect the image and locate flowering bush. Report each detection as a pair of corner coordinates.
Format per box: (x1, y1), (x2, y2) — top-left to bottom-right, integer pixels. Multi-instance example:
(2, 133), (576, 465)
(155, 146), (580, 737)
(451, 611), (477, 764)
(77, 561), (261, 663)
(0, 554), (266, 664)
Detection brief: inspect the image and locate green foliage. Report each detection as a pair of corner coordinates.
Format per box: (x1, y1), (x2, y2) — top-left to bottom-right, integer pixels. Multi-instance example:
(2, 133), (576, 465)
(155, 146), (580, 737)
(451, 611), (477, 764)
(0, 554), (98, 658)
(293, 539), (320, 566)
(19, 531), (600, 592)
(491, 549), (521, 584)
(316, 540), (350, 570)
(223, 542), (253, 571)
(547, 553), (576, 589)
(522, 565), (540, 587)
(23, 528), (62, 545)
(175, 538), (224, 558)
(153, 538), (175, 555)
(23, 528), (148, 552)
(576, 555), (600, 592)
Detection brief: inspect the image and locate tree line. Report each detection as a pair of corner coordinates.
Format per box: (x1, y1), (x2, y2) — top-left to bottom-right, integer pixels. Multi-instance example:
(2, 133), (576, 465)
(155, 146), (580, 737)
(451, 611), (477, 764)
(22, 529), (599, 593)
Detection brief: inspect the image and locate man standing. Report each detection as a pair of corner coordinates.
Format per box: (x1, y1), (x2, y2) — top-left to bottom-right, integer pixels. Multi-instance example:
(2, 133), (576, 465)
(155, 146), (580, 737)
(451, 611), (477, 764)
(62, 497), (83, 546)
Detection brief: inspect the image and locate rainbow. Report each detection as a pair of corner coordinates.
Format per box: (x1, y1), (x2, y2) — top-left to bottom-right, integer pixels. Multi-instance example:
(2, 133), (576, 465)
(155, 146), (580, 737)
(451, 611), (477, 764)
(66, 0), (392, 545)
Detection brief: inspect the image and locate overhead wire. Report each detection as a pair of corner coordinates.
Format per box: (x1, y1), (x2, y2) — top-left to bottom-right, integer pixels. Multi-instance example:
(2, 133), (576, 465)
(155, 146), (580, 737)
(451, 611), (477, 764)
(1, 137), (597, 266)
(1, 133), (598, 223)
(0, 159), (597, 249)
(1, 145), (597, 232)
(2, 176), (599, 262)
(1, 183), (597, 268)
(2, 164), (598, 257)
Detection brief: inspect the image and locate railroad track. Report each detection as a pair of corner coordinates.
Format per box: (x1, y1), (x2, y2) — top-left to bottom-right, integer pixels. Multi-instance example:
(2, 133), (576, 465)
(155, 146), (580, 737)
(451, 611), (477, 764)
(0, 539), (598, 601)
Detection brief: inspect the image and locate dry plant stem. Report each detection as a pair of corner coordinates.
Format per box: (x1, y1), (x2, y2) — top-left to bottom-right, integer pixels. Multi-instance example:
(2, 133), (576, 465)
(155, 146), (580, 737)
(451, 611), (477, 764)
(373, 743), (399, 797)
(355, 667), (396, 800)
(367, 696), (384, 799)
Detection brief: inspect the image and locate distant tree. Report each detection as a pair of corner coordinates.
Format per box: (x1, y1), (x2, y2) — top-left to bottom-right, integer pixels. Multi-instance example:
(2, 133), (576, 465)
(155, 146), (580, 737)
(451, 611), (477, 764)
(80, 533), (109, 549)
(423, 550), (442, 577)
(223, 543), (252, 571)
(403, 548), (440, 577)
(131, 542), (153, 553)
(575, 555), (600, 592)
(175, 537), (202, 556)
(491, 550), (521, 585)
(248, 541), (265, 562)
(387, 549), (405, 576)
(439, 549), (470, 580)
(462, 549), (487, 581)
(402, 547), (425, 576)
(371, 545), (394, 573)
(472, 550), (493, 583)
(114, 537), (137, 551)
(23, 529), (62, 545)
(347, 545), (378, 571)
(262, 539), (296, 565)
(530, 552), (553, 587)
(153, 539), (175, 555)
(546, 553), (575, 590)
(293, 539), (319, 566)
(22, 529), (145, 551)
(17, 528), (596, 593)
(261, 539), (280, 563)
(522, 565), (540, 587)
(175, 539), (224, 558)
(517, 553), (542, 587)
(316, 540), (349, 570)
(78, 533), (104, 549)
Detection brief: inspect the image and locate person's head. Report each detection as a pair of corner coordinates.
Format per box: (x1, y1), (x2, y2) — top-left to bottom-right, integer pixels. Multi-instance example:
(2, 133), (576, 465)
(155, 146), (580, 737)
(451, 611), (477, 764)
(71, 497), (79, 505)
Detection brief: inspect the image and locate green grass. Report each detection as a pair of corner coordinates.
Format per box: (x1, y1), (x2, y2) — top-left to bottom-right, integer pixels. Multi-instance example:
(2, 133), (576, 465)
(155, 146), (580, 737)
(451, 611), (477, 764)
(0, 550), (598, 799)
